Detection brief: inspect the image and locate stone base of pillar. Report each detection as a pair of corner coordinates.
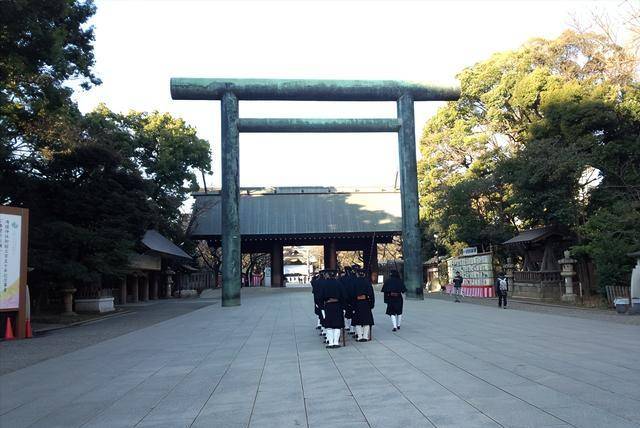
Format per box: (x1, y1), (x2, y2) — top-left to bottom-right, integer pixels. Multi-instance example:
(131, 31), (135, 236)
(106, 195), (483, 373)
(561, 293), (577, 304)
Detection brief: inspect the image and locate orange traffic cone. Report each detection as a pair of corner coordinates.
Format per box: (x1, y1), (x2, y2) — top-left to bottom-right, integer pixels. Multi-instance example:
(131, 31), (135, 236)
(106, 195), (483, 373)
(25, 319), (33, 338)
(4, 318), (15, 340)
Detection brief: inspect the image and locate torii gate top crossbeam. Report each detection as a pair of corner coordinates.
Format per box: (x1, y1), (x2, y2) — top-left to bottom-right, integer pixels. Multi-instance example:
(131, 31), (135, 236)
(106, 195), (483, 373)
(170, 77), (460, 101)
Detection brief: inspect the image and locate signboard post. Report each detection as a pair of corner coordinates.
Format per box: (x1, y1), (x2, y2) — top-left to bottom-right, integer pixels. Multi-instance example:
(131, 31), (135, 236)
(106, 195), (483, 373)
(0, 206), (29, 339)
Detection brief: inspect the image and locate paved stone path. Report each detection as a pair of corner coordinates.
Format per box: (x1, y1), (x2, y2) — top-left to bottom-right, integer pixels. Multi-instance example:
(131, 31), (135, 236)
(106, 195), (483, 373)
(0, 288), (638, 428)
(0, 299), (217, 375)
(425, 292), (640, 326)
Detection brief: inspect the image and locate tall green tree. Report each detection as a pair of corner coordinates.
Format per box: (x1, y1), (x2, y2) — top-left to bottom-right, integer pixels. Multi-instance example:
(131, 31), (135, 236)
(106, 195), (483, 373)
(418, 30), (640, 289)
(1, 0), (99, 202)
(1, 1), (213, 297)
(84, 105), (212, 242)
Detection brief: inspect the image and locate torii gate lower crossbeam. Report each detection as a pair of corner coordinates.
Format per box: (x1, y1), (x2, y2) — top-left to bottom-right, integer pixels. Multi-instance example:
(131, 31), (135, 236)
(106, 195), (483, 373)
(171, 78), (460, 306)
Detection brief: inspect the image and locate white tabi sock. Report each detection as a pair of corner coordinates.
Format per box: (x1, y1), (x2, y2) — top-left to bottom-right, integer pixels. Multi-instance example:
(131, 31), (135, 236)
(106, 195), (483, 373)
(363, 325), (370, 340)
(391, 315), (397, 329)
(349, 325), (355, 333)
(344, 317), (351, 330)
(355, 325), (363, 340)
(397, 315), (402, 327)
(317, 317), (321, 327)
(326, 328), (333, 345)
(334, 329), (341, 346)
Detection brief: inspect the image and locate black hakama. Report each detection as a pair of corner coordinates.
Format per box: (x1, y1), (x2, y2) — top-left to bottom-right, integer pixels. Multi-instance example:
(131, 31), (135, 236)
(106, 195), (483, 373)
(323, 302), (345, 329)
(352, 299), (375, 325)
(384, 296), (403, 315)
(351, 277), (375, 325)
(381, 276), (406, 316)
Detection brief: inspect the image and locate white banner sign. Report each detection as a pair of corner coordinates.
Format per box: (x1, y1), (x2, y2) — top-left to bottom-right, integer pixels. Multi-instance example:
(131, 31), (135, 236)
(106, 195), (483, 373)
(447, 253), (494, 287)
(0, 213), (22, 310)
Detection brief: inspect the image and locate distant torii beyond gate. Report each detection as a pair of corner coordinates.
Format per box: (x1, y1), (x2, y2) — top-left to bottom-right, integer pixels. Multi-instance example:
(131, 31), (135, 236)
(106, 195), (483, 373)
(170, 78), (460, 306)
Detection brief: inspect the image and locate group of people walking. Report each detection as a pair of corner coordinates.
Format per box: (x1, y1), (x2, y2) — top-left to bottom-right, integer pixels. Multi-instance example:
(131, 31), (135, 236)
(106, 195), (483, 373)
(311, 266), (512, 350)
(311, 266), (406, 348)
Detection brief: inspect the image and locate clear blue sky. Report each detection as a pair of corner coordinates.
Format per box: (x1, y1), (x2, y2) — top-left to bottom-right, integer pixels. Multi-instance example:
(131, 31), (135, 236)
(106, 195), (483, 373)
(72, 0), (624, 190)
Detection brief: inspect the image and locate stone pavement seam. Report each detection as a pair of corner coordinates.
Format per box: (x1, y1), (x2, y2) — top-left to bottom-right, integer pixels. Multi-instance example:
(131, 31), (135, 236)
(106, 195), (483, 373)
(422, 299), (639, 374)
(297, 300), (368, 423)
(450, 331), (640, 403)
(188, 302), (271, 427)
(424, 334), (640, 425)
(131, 312), (244, 427)
(289, 294), (311, 428)
(306, 309), (372, 427)
(350, 338), (437, 427)
(246, 300), (280, 427)
(372, 333), (508, 428)
(74, 305), (239, 427)
(22, 352), (173, 427)
(414, 305), (640, 408)
(384, 330), (586, 427)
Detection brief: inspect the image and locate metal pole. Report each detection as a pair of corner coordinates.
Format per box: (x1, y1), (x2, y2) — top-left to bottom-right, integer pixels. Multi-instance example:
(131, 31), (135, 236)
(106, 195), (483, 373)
(397, 93), (423, 299)
(221, 92), (241, 306)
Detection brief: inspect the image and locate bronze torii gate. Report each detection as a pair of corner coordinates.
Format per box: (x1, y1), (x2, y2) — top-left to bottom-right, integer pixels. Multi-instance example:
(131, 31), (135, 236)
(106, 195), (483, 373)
(170, 78), (460, 306)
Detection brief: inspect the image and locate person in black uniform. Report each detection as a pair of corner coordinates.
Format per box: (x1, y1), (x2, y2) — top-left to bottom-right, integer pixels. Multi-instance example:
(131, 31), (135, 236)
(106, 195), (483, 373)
(381, 270), (406, 331)
(339, 266), (356, 336)
(319, 270), (345, 348)
(311, 273), (322, 330)
(352, 268), (375, 341)
(317, 271), (330, 343)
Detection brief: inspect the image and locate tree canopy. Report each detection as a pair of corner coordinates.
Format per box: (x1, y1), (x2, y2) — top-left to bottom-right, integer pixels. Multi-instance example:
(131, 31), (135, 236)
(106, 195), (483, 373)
(1, 1), (211, 293)
(418, 30), (640, 289)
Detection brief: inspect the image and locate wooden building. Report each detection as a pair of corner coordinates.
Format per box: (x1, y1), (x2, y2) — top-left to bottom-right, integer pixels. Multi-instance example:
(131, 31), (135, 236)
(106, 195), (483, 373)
(189, 187), (402, 285)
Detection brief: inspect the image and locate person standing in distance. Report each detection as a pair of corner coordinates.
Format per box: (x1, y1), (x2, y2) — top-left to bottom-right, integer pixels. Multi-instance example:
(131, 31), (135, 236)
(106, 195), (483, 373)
(381, 270), (406, 331)
(495, 272), (508, 309)
(452, 271), (464, 302)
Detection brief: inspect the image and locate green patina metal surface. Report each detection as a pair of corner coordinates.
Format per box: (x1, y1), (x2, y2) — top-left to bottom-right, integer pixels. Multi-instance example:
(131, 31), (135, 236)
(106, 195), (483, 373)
(238, 118), (401, 133)
(220, 92), (241, 307)
(171, 78), (459, 101)
(171, 77), (460, 306)
(397, 94), (423, 299)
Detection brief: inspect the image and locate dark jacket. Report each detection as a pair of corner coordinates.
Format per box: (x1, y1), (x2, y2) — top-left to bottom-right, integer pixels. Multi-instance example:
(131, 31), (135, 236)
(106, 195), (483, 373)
(352, 276), (375, 326)
(381, 277), (406, 302)
(353, 277), (375, 309)
(453, 275), (463, 287)
(318, 278), (344, 309)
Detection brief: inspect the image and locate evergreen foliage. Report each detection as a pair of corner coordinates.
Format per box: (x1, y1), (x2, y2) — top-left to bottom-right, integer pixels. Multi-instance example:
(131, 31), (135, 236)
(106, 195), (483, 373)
(0, 1), (211, 293)
(419, 30), (640, 290)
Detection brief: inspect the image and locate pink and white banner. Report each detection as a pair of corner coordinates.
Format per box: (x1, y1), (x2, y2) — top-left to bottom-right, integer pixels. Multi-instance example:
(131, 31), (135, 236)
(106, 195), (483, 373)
(444, 284), (495, 298)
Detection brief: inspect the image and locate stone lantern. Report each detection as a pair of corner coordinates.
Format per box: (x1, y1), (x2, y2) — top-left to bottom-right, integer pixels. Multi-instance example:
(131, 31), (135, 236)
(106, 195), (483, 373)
(60, 283), (77, 316)
(628, 250), (640, 314)
(558, 250), (577, 303)
(164, 268), (175, 299)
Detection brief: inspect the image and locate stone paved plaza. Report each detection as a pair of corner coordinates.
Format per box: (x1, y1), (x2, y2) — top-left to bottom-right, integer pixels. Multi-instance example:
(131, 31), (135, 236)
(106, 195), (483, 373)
(1, 288), (639, 428)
